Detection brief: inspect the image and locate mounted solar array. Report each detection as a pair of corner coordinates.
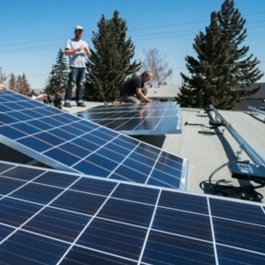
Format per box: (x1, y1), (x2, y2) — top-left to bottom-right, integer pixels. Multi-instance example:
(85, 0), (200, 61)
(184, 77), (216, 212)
(77, 102), (182, 135)
(0, 161), (265, 265)
(0, 90), (188, 189)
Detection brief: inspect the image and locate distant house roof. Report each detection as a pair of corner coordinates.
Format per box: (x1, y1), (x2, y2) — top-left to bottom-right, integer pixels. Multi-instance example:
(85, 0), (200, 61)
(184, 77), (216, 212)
(147, 84), (180, 99)
(148, 83), (265, 110)
(235, 82), (265, 110)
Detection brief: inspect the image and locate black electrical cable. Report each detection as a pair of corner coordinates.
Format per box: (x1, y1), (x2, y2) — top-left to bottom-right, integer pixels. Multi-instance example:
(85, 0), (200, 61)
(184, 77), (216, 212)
(184, 122), (212, 129)
(200, 161), (264, 202)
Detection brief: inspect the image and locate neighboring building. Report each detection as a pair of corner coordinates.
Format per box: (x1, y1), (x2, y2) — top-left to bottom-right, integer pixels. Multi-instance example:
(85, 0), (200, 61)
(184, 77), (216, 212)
(147, 84), (180, 102)
(149, 83), (265, 110)
(235, 83), (265, 111)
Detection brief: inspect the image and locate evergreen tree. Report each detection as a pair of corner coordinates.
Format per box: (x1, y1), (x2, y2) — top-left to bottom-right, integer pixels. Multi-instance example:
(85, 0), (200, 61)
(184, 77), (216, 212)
(8, 73), (17, 92)
(0, 67), (8, 84)
(8, 73), (31, 94)
(17, 73), (31, 95)
(176, 0), (263, 109)
(85, 10), (141, 102)
(44, 48), (68, 95)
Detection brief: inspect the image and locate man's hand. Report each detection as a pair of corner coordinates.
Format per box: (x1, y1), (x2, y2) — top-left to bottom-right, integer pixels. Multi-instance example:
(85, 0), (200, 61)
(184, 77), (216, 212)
(136, 88), (152, 103)
(84, 46), (92, 57)
(75, 46), (83, 52)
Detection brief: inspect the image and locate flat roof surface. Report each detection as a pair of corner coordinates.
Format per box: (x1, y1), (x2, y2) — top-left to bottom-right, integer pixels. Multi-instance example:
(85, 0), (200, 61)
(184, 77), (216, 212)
(67, 101), (265, 202)
(163, 108), (265, 199)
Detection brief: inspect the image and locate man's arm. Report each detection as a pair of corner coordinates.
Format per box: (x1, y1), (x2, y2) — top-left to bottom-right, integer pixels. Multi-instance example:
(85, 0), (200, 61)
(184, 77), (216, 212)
(65, 47), (83, 56)
(65, 46), (91, 57)
(83, 46), (92, 57)
(136, 88), (153, 103)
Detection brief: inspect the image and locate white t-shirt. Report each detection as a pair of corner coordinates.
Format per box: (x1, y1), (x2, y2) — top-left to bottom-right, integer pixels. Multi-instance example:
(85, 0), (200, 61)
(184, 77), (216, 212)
(65, 38), (89, 68)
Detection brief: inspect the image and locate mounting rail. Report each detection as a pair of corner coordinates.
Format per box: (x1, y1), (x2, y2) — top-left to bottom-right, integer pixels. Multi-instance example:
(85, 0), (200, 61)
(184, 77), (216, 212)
(206, 105), (265, 168)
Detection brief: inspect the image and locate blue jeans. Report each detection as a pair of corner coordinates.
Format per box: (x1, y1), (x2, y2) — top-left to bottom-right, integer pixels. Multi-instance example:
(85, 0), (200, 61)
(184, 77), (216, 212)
(65, 67), (86, 103)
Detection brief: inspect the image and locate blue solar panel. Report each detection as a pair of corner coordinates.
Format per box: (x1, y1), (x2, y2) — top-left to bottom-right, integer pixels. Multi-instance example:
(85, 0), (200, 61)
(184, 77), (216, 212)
(0, 90), (188, 190)
(77, 102), (182, 135)
(0, 161), (265, 265)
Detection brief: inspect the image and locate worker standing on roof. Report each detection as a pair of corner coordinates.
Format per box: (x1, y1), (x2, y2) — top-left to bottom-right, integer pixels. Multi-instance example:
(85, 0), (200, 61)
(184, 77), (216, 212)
(120, 71), (153, 104)
(64, 25), (92, 108)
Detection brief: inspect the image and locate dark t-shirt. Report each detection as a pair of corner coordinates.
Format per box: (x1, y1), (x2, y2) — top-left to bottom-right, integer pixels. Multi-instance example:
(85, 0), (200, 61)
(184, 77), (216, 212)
(120, 75), (144, 96)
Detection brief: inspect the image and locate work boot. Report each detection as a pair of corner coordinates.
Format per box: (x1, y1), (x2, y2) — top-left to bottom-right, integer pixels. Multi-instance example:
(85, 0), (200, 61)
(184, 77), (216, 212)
(77, 102), (86, 107)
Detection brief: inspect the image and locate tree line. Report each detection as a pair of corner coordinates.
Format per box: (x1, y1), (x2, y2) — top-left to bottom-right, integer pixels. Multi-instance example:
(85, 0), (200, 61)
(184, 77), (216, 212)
(2, 0), (264, 110)
(0, 67), (31, 95)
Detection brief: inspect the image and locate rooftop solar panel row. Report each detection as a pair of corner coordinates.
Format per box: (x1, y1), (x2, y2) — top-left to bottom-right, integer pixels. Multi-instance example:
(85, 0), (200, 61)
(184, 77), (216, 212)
(77, 101), (182, 135)
(0, 90), (188, 190)
(0, 161), (265, 265)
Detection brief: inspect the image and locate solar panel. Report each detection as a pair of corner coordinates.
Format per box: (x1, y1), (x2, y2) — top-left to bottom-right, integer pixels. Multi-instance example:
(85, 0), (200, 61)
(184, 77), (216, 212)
(1, 161), (265, 265)
(77, 102), (182, 135)
(0, 90), (188, 189)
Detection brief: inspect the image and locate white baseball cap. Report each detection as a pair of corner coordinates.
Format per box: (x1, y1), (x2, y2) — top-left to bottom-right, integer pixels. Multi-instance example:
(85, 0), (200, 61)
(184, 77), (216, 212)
(75, 25), (83, 31)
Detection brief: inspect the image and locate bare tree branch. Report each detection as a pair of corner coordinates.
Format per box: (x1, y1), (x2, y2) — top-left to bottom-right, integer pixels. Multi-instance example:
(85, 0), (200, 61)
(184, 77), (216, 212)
(142, 48), (173, 86)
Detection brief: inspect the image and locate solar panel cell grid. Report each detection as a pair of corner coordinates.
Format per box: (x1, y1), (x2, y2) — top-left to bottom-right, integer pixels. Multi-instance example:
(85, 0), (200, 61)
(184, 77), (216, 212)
(77, 218), (147, 260)
(1, 162), (265, 265)
(0, 231), (69, 265)
(77, 101), (182, 135)
(0, 90), (187, 190)
(0, 164), (13, 173)
(24, 207), (90, 242)
(61, 247), (137, 265)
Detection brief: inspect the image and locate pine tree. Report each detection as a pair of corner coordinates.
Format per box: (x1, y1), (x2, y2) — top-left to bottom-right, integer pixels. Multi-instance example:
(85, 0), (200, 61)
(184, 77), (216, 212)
(0, 67), (8, 84)
(8, 73), (17, 92)
(44, 48), (68, 95)
(17, 73), (31, 95)
(8, 73), (31, 94)
(176, 0), (263, 109)
(85, 10), (141, 102)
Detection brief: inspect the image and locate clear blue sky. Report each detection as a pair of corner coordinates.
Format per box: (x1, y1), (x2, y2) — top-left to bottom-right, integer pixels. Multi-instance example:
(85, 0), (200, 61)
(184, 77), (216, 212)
(1, 0), (265, 89)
